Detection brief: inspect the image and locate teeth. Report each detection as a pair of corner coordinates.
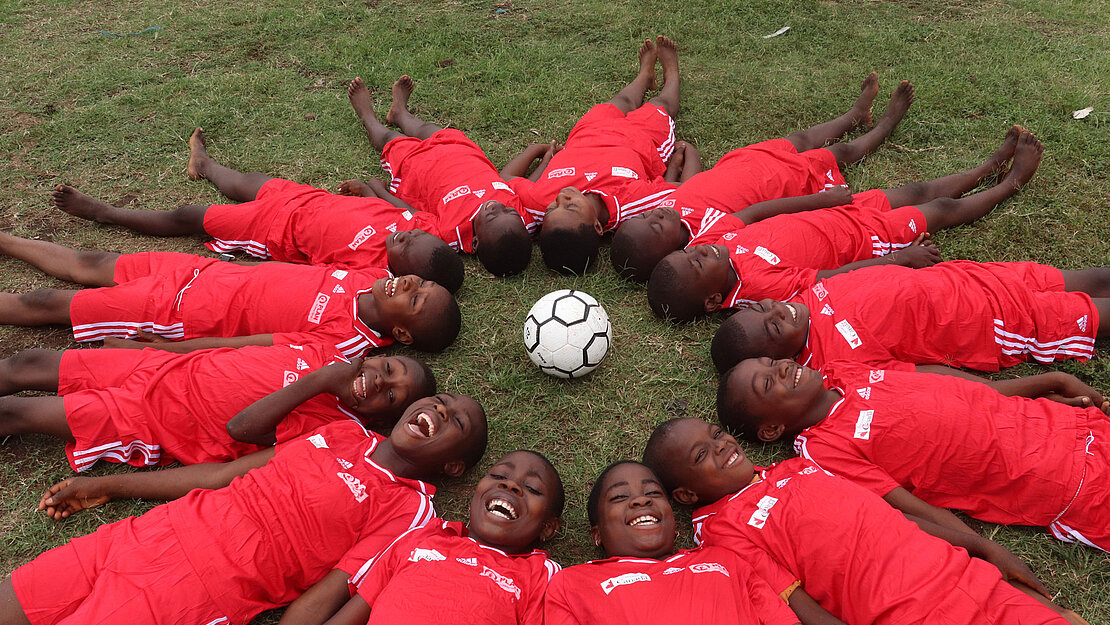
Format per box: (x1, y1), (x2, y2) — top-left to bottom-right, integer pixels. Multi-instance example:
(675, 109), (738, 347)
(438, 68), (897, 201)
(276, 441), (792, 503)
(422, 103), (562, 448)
(387, 278), (395, 297)
(794, 366), (802, 388)
(786, 304), (797, 322)
(353, 372), (366, 399)
(416, 412), (436, 437)
(711, 246), (721, 258)
(726, 451), (739, 468)
(629, 515), (660, 526)
(487, 498), (518, 520)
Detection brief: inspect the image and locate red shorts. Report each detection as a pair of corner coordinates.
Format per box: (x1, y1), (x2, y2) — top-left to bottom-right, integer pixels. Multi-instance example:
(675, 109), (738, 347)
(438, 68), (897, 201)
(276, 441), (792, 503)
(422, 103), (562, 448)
(1051, 415), (1110, 551)
(203, 178), (314, 260)
(380, 128), (498, 197)
(568, 103), (676, 174)
(728, 138), (845, 194)
(58, 348), (179, 471)
(850, 189), (926, 257)
(69, 252), (219, 343)
(11, 508), (230, 625)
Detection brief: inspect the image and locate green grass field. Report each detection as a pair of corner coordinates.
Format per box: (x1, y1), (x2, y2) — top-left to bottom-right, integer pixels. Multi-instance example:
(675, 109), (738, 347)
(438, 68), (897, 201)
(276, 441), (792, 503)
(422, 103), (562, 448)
(1, 0), (1109, 621)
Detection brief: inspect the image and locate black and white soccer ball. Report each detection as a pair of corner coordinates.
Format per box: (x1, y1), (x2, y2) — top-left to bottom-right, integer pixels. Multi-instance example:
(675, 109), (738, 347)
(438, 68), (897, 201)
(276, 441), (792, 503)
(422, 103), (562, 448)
(523, 289), (611, 378)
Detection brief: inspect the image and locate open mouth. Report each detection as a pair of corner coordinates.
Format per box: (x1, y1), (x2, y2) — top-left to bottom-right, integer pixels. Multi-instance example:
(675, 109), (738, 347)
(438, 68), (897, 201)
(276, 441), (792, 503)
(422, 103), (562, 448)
(793, 364), (802, 388)
(628, 514), (660, 527)
(786, 303), (797, 322)
(385, 278), (397, 297)
(711, 246), (721, 259)
(407, 412), (436, 438)
(353, 372), (367, 399)
(486, 497), (518, 521)
(724, 449), (742, 468)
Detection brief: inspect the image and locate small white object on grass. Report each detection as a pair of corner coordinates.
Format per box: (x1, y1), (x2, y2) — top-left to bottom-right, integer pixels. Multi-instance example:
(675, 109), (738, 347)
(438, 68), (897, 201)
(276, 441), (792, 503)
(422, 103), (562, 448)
(1072, 107), (1094, 119)
(763, 26), (791, 39)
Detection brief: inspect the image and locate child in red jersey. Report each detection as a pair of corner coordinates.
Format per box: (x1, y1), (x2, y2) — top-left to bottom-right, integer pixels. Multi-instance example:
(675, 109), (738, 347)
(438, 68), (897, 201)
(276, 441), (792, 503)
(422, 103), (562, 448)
(545, 461), (800, 625)
(641, 417), (1089, 625)
(511, 37), (703, 275)
(0, 393), (488, 625)
(709, 259), (1110, 374)
(648, 130), (1043, 321)
(342, 76), (542, 277)
(613, 72), (918, 282)
(0, 231), (460, 356)
(285, 450), (563, 625)
(51, 128), (463, 293)
(0, 343), (434, 470)
(719, 356), (1110, 552)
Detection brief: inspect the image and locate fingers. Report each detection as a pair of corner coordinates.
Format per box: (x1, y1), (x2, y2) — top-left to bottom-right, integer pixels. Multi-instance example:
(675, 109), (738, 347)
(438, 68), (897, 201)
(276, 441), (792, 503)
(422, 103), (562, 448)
(38, 478), (74, 511)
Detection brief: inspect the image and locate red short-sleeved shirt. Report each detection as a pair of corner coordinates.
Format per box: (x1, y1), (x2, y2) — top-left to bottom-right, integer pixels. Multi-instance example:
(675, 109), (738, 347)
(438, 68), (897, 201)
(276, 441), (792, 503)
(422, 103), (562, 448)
(348, 520), (557, 625)
(797, 360), (1095, 527)
(203, 178), (439, 268)
(692, 457), (1063, 624)
(544, 547), (798, 625)
(792, 261), (1099, 371)
(69, 252), (390, 357)
(169, 421), (436, 625)
(380, 129), (535, 252)
(509, 104), (677, 230)
(58, 343), (357, 470)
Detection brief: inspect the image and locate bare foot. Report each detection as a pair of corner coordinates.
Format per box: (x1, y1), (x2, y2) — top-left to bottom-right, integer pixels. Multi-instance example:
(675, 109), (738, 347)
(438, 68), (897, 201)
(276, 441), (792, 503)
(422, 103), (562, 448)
(186, 127), (208, 181)
(1003, 131), (1043, 190)
(655, 35), (679, 84)
(986, 124), (1023, 178)
(347, 77), (377, 122)
(51, 185), (116, 222)
(876, 80), (914, 129)
(386, 75), (415, 127)
(637, 39), (657, 90)
(851, 72), (879, 127)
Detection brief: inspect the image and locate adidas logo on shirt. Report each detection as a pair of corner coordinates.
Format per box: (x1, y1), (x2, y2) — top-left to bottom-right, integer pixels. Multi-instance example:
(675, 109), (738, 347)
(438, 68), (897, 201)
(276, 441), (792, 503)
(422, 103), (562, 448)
(821, 304), (834, 316)
(681, 207), (693, 217)
(474, 189), (486, 198)
(333, 285), (345, 294)
(1078, 315), (1089, 331)
(908, 219), (918, 233)
(584, 172), (598, 181)
(857, 387), (871, 399)
(296, 358), (309, 370)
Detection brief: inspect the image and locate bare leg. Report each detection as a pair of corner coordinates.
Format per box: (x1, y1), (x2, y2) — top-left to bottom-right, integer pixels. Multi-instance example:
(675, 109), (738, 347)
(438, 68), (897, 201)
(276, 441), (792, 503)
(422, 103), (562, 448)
(0, 396), (72, 441)
(646, 36), (679, 118)
(912, 131), (1042, 231)
(347, 77), (406, 150)
(885, 126), (1021, 208)
(0, 232), (118, 286)
(52, 185), (207, 237)
(0, 290), (75, 326)
(609, 39), (657, 114)
(0, 348), (63, 395)
(0, 578), (33, 625)
(786, 72), (878, 152)
(1062, 271), (1110, 298)
(187, 128), (271, 201)
(385, 76), (443, 140)
(825, 81), (914, 169)
(663, 141), (686, 182)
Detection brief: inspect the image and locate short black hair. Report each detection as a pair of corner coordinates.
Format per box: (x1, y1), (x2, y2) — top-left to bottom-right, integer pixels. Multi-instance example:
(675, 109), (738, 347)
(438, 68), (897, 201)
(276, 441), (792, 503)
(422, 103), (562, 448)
(610, 227), (663, 283)
(461, 398), (490, 471)
(716, 365), (761, 442)
(408, 290), (462, 352)
(538, 223), (599, 275)
(511, 450), (566, 517)
(404, 356), (438, 399)
(477, 227), (533, 277)
(711, 311), (751, 373)
(420, 244), (464, 294)
(641, 418), (687, 494)
(368, 356), (439, 430)
(646, 258), (703, 322)
(586, 460), (651, 526)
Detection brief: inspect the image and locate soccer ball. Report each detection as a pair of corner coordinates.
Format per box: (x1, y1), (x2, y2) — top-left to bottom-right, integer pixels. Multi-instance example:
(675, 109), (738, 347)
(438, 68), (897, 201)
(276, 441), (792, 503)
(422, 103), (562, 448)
(523, 290), (612, 378)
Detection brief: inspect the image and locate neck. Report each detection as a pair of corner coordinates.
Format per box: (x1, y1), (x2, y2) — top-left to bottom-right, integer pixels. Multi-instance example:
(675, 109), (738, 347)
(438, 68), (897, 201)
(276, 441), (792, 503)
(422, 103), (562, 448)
(798, 388), (844, 431)
(369, 439), (424, 480)
(587, 192), (609, 227)
(722, 263), (739, 296)
(356, 292), (386, 333)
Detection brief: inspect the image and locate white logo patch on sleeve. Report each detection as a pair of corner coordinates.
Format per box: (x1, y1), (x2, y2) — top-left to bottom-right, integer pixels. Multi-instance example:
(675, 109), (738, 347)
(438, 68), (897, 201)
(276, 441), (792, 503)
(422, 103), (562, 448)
(611, 166), (638, 179)
(689, 562), (730, 577)
(854, 410), (875, 440)
(308, 293), (330, 324)
(408, 548), (447, 563)
(402, 210), (414, 220)
(869, 370), (885, 383)
(491, 181), (513, 192)
(283, 371), (299, 386)
(753, 246), (781, 265)
(1078, 315), (1089, 331)
(834, 319), (862, 349)
(307, 434), (328, 448)
(812, 283), (829, 299)
(347, 225), (376, 251)
(547, 167), (575, 179)
(747, 495), (779, 529)
(331, 269), (349, 280)
(600, 573), (651, 595)
(442, 185), (472, 204)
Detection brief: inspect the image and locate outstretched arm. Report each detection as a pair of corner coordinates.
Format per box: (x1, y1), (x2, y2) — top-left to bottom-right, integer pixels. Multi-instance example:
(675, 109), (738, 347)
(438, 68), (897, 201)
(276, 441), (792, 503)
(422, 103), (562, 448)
(500, 143), (556, 180)
(321, 595), (372, 625)
(38, 447), (276, 519)
(916, 367), (1109, 414)
(227, 360), (359, 445)
(735, 187), (853, 225)
(814, 233), (940, 280)
(278, 569), (358, 625)
(103, 333), (275, 353)
(884, 487), (978, 536)
(787, 588), (847, 625)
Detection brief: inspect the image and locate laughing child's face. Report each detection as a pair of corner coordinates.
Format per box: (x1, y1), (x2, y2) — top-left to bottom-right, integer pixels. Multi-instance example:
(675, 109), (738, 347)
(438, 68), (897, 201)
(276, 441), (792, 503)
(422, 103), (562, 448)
(659, 244), (733, 312)
(333, 356), (431, 425)
(467, 451), (562, 554)
(591, 462), (676, 560)
(389, 393), (486, 476)
(722, 357), (825, 441)
(661, 418), (757, 506)
(726, 299), (811, 359)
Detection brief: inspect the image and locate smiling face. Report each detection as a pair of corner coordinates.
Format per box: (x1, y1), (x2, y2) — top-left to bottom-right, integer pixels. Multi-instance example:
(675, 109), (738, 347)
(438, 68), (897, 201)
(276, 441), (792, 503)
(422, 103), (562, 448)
(385, 229), (448, 277)
(333, 356), (430, 423)
(544, 187), (602, 233)
(660, 244), (733, 311)
(467, 451), (562, 554)
(367, 275), (453, 344)
(388, 393), (486, 472)
(660, 418), (756, 506)
(728, 299), (811, 359)
(591, 462), (676, 560)
(723, 358), (825, 441)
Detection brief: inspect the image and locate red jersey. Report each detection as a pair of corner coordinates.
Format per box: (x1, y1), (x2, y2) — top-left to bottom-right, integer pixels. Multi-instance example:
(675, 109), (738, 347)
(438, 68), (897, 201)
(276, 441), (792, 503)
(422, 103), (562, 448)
(693, 457), (1066, 625)
(169, 421), (436, 625)
(792, 261), (1098, 371)
(692, 189), (923, 306)
(662, 138), (846, 237)
(797, 360), (1102, 529)
(544, 546), (798, 625)
(69, 252), (391, 357)
(58, 343), (359, 470)
(380, 129), (536, 252)
(509, 104), (677, 230)
(347, 520), (556, 625)
(203, 177), (439, 269)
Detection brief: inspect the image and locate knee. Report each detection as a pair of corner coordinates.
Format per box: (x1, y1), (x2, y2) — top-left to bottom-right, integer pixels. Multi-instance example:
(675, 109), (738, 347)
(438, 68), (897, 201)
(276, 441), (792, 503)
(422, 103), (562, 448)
(170, 205), (207, 230)
(897, 182), (930, 205)
(1, 348), (59, 378)
(71, 251), (118, 283)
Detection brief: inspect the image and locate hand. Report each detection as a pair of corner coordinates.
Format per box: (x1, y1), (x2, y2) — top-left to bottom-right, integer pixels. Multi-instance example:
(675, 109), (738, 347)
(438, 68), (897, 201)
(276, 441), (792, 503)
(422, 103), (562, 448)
(315, 358), (362, 395)
(981, 541), (1052, 599)
(891, 233), (941, 268)
(819, 185), (853, 208)
(1044, 372), (1109, 414)
(38, 477), (112, 520)
(537, 141), (563, 169)
(102, 330), (168, 348)
(337, 179), (375, 197)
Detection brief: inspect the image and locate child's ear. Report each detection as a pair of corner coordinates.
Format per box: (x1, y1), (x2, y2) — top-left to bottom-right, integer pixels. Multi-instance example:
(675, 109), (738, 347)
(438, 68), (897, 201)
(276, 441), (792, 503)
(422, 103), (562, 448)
(671, 486), (699, 506)
(589, 524), (602, 548)
(392, 326), (414, 345)
(592, 219), (604, 236)
(704, 292), (724, 313)
(757, 423), (786, 443)
(540, 516), (562, 542)
(443, 460), (465, 478)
